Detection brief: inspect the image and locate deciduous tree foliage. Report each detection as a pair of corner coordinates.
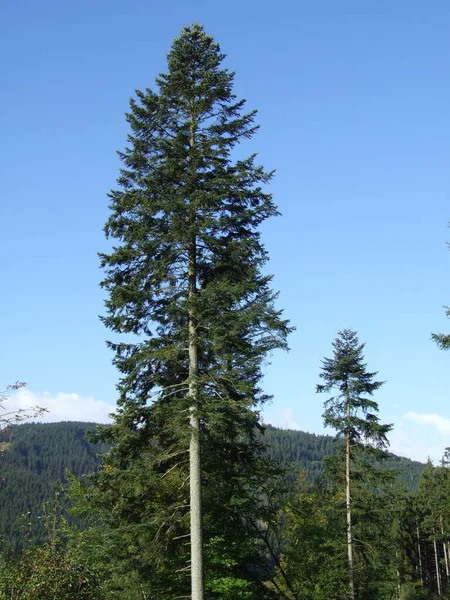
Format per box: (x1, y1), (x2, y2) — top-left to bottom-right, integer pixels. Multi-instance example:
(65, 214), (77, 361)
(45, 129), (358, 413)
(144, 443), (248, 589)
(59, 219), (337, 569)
(93, 23), (290, 599)
(0, 383), (46, 438)
(0, 498), (103, 600)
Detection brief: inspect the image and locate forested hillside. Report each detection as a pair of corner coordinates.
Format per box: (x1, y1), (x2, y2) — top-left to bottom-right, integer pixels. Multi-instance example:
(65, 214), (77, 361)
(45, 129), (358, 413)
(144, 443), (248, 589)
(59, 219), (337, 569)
(264, 426), (425, 490)
(0, 421), (424, 549)
(0, 422), (109, 548)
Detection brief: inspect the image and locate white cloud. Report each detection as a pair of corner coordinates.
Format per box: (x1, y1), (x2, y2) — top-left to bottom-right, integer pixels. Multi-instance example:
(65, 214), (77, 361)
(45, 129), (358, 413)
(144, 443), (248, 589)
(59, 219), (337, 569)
(264, 406), (450, 464)
(265, 407), (301, 430)
(404, 412), (450, 436)
(1, 389), (114, 425)
(388, 411), (450, 464)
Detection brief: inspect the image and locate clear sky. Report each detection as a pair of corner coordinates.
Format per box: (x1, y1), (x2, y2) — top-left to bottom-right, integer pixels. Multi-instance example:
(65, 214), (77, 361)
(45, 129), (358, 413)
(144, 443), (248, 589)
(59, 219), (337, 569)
(2, 0), (449, 463)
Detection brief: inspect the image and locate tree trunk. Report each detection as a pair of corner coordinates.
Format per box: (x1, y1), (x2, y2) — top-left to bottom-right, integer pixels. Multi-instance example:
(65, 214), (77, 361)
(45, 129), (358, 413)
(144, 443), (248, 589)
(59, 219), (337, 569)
(189, 404), (204, 600)
(189, 243), (204, 599)
(447, 542), (450, 582)
(441, 517), (449, 584)
(433, 527), (442, 597)
(346, 400), (355, 600)
(188, 111), (204, 600)
(443, 541), (449, 585)
(395, 550), (401, 599)
(416, 520), (423, 586)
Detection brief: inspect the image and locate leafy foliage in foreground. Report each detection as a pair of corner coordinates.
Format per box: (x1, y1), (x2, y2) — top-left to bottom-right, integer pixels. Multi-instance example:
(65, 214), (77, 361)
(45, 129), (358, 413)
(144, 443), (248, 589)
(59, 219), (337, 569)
(0, 500), (103, 600)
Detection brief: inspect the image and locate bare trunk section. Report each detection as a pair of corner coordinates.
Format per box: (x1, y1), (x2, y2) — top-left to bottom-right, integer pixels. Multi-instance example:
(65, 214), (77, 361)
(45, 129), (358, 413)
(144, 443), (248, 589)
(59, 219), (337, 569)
(189, 238), (204, 600)
(395, 550), (401, 599)
(433, 527), (442, 597)
(188, 112), (204, 600)
(189, 404), (203, 600)
(416, 520), (423, 586)
(346, 400), (355, 600)
(443, 541), (449, 584)
(447, 542), (450, 583)
(441, 517), (449, 583)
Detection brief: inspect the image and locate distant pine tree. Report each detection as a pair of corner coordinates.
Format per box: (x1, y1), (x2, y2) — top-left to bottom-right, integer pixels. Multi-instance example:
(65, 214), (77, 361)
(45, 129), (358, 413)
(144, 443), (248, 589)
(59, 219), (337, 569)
(317, 329), (393, 600)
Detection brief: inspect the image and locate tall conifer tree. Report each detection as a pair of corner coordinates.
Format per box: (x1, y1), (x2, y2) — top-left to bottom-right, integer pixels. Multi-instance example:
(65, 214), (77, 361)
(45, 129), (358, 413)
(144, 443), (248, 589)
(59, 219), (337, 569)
(97, 24), (290, 599)
(317, 329), (392, 600)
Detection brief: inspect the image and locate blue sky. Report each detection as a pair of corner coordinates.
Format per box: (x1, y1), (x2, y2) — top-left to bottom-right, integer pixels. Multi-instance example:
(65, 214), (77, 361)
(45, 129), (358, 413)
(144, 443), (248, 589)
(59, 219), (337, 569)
(2, 0), (449, 462)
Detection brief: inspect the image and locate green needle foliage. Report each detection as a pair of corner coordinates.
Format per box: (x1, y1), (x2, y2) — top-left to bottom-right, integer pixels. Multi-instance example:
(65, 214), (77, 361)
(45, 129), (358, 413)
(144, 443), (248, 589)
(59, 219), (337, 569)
(275, 475), (349, 600)
(431, 319), (450, 350)
(317, 330), (390, 452)
(432, 229), (450, 350)
(317, 329), (393, 600)
(92, 23), (291, 599)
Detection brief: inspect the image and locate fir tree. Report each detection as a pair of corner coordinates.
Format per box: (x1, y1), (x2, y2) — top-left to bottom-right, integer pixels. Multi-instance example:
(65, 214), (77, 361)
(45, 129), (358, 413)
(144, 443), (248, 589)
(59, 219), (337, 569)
(432, 226), (450, 350)
(431, 319), (450, 350)
(96, 24), (290, 599)
(275, 475), (349, 600)
(316, 329), (392, 600)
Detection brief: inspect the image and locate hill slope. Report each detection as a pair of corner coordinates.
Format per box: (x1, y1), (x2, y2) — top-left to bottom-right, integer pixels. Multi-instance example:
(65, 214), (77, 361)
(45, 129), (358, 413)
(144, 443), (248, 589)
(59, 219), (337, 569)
(0, 422), (424, 548)
(263, 426), (425, 490)
(0, 422), (108, 548)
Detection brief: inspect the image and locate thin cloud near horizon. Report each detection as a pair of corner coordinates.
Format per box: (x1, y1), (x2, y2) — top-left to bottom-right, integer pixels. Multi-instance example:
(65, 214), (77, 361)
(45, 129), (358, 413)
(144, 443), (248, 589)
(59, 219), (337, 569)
(4, 390), (449, 465)
(4, 389), (114, 425)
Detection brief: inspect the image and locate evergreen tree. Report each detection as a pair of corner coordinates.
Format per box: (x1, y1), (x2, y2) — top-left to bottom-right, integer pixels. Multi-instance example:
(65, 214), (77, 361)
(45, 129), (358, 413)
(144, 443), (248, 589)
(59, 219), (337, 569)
(432, 226), (450, 350)
(431, 319), (450, 350)
(275, 475), (349, 600)
(96, 24), (290, 599)
(414, 456), (450, 597)
(316, 329), (393, 600)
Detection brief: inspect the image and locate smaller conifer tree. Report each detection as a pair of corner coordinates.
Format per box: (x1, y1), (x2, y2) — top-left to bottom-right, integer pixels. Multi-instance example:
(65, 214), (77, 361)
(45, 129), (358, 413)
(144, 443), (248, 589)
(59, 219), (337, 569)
(317, 329), (392, 600)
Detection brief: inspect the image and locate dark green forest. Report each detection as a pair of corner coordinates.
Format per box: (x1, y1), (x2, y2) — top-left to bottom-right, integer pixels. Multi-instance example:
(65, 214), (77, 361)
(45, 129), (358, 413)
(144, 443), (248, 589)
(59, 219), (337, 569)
(0, 422), (109, 548)
(0, 421), (424, 549)
(0, 420), (446, 599)
(264, 426), (425, 490)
